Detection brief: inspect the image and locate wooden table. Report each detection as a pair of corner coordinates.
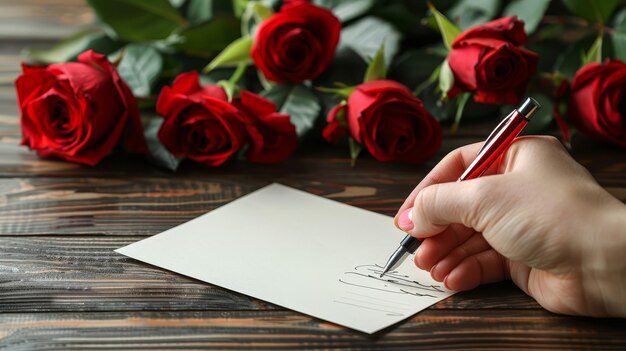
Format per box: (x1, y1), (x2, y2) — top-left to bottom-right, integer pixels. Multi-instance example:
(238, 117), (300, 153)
(1, 1), (625, 349)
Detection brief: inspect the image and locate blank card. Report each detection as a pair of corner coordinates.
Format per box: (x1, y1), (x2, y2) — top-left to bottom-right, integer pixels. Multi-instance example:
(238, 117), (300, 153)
(116, 183), (453, 333)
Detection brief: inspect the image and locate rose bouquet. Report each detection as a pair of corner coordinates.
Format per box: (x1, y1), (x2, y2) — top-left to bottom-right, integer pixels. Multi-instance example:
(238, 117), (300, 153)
(16, 0), (626, 169)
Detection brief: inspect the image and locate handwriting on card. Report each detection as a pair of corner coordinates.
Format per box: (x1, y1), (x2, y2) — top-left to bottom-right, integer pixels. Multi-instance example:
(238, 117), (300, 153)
(333, 264), (445, 316)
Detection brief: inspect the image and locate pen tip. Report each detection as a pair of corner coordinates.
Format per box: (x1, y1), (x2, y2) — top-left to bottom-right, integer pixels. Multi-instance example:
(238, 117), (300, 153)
(379, 268), (388, 278)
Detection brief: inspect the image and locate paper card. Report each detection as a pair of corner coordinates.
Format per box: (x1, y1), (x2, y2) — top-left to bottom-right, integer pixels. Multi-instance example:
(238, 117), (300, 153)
(116, 183), (453, 333)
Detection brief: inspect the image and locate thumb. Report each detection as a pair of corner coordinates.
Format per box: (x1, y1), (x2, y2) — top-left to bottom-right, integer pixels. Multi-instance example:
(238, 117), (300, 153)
(407, 177), (505, 239)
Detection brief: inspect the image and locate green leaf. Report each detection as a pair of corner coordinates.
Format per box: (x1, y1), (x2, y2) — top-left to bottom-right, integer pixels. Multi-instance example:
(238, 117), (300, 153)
(173, 16), (240, 55)
(168, 0), (186, 7)
(341, 16), (401, 67)
(554, 35), (595, 78)
(313, 0), (375, 22)
(502, 0), (550, 34)
(232, 0), (249, 18)
(610, 32), (626, 61)
(371, 2), (426, 34)
(257, 70), (273, 90)
(420, 88), (456, 122)
(387, 47), (442, 93)
(562, 0), (622, 24)
(252, 1), (273, 20)
(116, 43), (163, 97)
(228, 62), (248, 84)
(24, 29), (119, 64)
(447, 0), (501, 31)
(144, 115), (183, 171)
(203, 36), (253, 72)
(217, 80), (237, 101)
(451, 92), (470, 134)
(262, 84), (321, 137)
(87, 0), (186, 42)
(610, 7), (626, 61)
(615, 7), (626, 31)
(314, 47), (368, 95)
(427, 2), (461, 50)
(526, 39), (568, 72)
(348, 137), (362, 168)
(218, 62), (247, 101)
(316, 85), (355, 98)
(582, 35), (603, 66)
(438, 59), (454, 99)
(198, 69), (234, 85)
(186, 0), (234, 24)
(240, 1), (274, 36)
(363, 44), (386, 82)
(413, 63), (441, 96)
(260, 0), (282, 10)
(186, 0), (213, 24)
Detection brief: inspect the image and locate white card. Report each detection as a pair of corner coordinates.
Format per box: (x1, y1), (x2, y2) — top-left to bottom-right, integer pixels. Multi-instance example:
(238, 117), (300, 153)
(116, 183), (453, 333)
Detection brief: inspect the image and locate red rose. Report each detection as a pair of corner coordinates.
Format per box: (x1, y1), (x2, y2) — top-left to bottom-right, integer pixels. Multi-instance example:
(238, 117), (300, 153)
(15, 50), (148, 166)
(340, 80), (442, 163)
(156, 71), (248, 166)
(234, 90), (297, 163)
(322, 103), (348, 144)
(251, 1), (340, 83)
(281, 0), (310, 7)
(447, 16), (538, 105)
(568, 60), (626, 147)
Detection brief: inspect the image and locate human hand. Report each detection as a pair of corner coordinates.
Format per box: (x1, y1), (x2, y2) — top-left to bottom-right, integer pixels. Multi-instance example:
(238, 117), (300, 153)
(395, 136), (626, 317)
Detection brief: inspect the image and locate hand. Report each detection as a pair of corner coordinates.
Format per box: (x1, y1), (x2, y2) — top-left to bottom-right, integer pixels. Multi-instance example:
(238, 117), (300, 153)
(395, 136), (626, 317)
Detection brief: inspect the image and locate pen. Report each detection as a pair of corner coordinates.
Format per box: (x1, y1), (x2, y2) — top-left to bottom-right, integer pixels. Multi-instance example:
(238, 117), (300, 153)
(380, 97), (541, 277)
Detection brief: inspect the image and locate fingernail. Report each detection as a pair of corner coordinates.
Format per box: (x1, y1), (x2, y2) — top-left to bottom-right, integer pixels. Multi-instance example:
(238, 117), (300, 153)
(430, 263), (438, 274)
(398, 208), (414, 231)
(430, 263), (440, 281)
(443, 275), (452, 290)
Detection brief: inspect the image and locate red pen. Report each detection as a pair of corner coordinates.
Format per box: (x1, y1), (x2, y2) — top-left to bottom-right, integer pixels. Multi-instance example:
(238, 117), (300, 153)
(380, 97), (540, 277)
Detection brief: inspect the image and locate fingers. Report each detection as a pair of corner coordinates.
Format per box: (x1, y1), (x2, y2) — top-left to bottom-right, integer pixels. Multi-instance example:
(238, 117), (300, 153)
(413, 224), (475, 271)
(429, 232), (492, 281)
(415, 230), (508, 291)
(408, 176), (504, 238)
(443, 249), (508, 291)
(396, 136), (570, 229)
(395, 142), (485, 223)
(403, 136), (582, 293)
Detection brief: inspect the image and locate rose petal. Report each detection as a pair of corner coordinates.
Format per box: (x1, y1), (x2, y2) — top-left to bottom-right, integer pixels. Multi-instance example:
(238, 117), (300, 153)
(568, 60), (626, 147)
(251, 1), (339, 83)
(453, 16), (527, 48)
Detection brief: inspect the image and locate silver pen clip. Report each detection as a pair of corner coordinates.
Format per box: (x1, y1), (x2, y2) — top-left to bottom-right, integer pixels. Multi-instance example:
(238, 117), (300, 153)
(476, 111), (514, 155)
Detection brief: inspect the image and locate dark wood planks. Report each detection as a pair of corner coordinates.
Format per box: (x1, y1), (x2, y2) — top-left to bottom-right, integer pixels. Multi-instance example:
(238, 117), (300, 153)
(0, 0), (94, 41)
(0, 310), (624, 351)
(1, 3), (626, 349)
(0, 236), (540, 312)
(0, 236), (265, 313)
(0, 176), (429, 235)
(0, 166), (624, 235)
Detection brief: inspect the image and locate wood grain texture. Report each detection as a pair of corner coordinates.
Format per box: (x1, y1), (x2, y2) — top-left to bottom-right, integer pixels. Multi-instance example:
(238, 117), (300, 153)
(0, 310), (624, 350)
(0, 158), (623, 235)
(0, 176), (428, 235)
(0, 236), (540, 313)
(1, 3), (626, 349)
(0, 0), (94, 40)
